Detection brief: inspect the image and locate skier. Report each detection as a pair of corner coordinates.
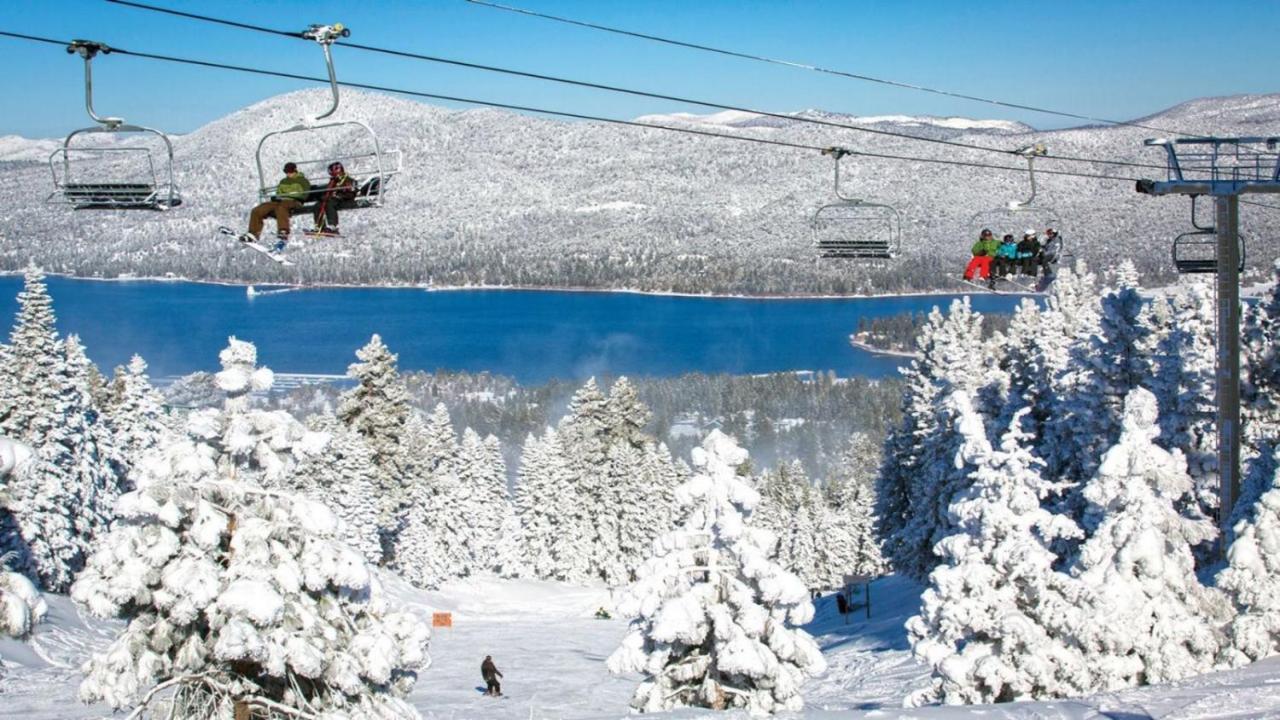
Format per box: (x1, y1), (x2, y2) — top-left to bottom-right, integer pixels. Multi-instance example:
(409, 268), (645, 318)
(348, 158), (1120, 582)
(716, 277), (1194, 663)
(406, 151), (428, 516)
(1017, 229), (1042, 276)
(244, 162), (311, 252)
(311, 161), (358, 236)
(993, 233), (1019, 278)
(963, 229), (999, 284)
(481, 655), (503, 696)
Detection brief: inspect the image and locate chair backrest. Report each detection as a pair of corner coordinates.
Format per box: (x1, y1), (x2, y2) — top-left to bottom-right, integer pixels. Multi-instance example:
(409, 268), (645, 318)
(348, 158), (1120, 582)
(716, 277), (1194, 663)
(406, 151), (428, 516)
(357, 175), (383, 198)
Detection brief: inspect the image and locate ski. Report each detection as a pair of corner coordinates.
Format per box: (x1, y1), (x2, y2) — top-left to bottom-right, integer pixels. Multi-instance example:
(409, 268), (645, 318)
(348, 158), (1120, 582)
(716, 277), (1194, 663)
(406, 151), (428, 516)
(217, 226), (295, 266)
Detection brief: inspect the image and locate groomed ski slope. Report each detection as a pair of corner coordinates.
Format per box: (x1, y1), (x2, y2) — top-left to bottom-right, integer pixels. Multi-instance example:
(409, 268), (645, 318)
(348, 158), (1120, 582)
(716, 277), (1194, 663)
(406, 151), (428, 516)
(3, 575), (1280, 719)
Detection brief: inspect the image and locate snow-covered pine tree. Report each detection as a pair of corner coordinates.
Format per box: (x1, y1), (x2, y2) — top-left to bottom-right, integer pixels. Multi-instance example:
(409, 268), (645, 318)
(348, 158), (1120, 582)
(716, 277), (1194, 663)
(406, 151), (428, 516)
(817, 435), (886, 589)
(876, 298), (988, 579)
(108, 354), (175, 481)
(292, 415), (384, 565)
(395, 404), (479, 588)
(456, 429), (510, 572)
(558, 378), (621, 582)
(1042, 261), (1158, 530)
(511, 430), (563, 579)
(906, 395), (1091, 706)
(1217, 440), (1280, 664)
(0, 436), (44, 640)
(607, 430), (826, 714)
(72, 456), (430, 719)
(615, 441), (683, 582)
(68, 339), (428, 719)
(0, 269), (125, 590)
(0, 264), (61, 439)
(1243, 260), (1280, 459)
(0, 559), (46, 639)
(337, 335), (416, 533)
(1148, 281), (1219, 535)
(192, 338), (325, 487)
(1072, 388), (1228, 688)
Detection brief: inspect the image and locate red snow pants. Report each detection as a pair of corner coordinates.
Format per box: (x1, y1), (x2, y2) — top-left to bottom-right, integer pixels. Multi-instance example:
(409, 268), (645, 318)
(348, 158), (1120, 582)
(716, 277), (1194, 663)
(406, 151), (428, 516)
(964, 256), (993, 280)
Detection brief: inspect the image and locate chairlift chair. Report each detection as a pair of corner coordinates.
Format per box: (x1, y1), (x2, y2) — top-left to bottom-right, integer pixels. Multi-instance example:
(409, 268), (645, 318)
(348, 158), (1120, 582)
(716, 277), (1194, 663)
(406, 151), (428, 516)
(253, 24), (401, 212)
(47, 41), (182, 210)
(812, 147), (902, 260)
(1171, 194), (1245, 274)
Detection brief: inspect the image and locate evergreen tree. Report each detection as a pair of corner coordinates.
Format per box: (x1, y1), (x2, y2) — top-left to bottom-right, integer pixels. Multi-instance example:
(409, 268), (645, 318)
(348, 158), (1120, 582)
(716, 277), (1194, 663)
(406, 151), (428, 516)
(0, 269), (125, 590)
(108, 354), (175, 480)
(1243, 260), (1280, 459)
(72, 455), (430, 719)
(907, 396), (1092, 705)
(511, 430), (565, 579)
(338, 335), (415, 531)
(1042, 261), (1157, 530)
(876, 298), (988, 579)
(606, 431), (826, 714)
(1148, 282), (1219, 532)
(1217, 441), (1280, 664)
(1072, 388), (1228, 688)
(294, 415), (384, 565)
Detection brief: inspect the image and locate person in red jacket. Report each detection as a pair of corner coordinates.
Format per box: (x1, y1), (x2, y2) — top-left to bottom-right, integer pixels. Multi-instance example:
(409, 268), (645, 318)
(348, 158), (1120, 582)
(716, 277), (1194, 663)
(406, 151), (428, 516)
(312, 161), (358, 236)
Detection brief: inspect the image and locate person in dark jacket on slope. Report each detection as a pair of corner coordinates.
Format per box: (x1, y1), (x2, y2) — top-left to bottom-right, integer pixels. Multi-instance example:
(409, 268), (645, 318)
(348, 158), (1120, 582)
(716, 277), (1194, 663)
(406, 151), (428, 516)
(481, 655), (503, 696)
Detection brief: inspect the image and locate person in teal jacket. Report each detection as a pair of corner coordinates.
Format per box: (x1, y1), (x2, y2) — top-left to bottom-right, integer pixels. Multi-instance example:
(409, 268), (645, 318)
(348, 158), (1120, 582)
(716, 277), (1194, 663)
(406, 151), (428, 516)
(244, 162), (312, 250)
(994, 234), (1019, 277)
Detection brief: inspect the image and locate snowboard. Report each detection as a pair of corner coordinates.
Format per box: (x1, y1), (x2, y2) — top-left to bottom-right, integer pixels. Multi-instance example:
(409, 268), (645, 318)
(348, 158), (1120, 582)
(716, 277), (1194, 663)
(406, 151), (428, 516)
(217, 226), (295, 266)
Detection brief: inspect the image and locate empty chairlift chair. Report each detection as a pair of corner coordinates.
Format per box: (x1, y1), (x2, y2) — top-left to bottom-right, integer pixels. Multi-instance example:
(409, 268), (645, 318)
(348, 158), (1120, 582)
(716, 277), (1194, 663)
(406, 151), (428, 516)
(47, 41), (182, 210)
(253, 24), (401, 214)
(812, 147), (902, 260)
(1170, 194), (1246, 275)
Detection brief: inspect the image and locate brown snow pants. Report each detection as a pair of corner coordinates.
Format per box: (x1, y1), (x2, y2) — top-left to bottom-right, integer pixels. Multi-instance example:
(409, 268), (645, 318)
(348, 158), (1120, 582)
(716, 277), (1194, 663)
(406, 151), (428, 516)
(248, 198), (303, 238)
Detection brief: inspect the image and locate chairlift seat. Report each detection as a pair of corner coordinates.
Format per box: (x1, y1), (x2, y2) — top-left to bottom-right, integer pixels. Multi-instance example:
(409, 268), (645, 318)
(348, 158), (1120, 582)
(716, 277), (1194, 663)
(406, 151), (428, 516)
(1171, 230), (1245, 275)
(59, 182), (181, 209)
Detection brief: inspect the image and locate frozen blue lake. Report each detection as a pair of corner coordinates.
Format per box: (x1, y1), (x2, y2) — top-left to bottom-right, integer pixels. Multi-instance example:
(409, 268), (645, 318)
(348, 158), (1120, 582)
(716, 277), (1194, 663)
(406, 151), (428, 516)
(0, 277), (1025, 383)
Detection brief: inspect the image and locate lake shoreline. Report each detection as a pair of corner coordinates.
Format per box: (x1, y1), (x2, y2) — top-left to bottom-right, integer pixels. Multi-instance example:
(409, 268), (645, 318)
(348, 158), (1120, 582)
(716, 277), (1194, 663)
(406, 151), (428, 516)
(0, 270), (1022, 302)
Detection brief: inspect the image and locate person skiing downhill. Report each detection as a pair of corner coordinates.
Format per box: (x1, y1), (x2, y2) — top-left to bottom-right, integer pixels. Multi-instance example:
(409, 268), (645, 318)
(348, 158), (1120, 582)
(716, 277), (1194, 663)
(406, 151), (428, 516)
(481, 655), (503, 697)
(311, 161), (357, 236)
(244, 162), (311, 252)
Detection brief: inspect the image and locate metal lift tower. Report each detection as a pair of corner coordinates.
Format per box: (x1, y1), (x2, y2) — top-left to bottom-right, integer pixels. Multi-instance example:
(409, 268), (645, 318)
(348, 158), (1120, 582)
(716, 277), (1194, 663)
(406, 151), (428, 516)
(1137, 137), (1280, 539)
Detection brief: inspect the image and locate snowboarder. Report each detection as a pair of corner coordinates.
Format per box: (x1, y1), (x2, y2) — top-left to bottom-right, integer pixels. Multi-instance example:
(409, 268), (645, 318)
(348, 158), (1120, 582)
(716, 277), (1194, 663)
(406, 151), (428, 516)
(1017, 229), (1042, 276)
(963, 229), (998, 284)
(481, 655), (503, 696)
(311, 161), (358, 236)
(244, 162), (311, 252)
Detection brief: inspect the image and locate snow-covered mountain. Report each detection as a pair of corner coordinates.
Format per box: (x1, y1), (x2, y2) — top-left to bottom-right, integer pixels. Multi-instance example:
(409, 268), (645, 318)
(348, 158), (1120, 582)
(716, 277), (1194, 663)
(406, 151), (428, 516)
(0, 89), (1276, 292)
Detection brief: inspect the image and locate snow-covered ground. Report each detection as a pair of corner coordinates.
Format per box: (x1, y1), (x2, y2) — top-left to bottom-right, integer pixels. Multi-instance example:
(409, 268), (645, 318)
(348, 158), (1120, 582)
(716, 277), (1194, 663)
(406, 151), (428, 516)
(5, 574), (1280, 718)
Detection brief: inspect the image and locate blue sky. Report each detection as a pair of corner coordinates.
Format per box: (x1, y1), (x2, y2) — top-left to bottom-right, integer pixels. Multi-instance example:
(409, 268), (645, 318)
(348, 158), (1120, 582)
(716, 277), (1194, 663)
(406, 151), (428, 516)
(1, 0), (1276, 138)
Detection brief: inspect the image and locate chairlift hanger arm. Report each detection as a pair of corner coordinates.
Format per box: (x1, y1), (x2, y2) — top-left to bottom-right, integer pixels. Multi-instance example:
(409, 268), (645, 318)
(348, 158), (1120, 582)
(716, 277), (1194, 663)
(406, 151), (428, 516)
(68, 39), (125, 128)
(301, 23), (350, 123)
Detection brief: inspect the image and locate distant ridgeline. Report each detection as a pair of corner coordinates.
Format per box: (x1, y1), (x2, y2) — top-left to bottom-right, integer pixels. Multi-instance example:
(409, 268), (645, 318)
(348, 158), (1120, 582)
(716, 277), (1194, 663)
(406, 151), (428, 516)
(3, 89), (1279, 293)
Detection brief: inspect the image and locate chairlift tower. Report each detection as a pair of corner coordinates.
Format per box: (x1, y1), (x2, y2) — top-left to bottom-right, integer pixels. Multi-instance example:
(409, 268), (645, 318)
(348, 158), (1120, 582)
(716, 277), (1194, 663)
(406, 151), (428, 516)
(1137, 136), (1280, 537)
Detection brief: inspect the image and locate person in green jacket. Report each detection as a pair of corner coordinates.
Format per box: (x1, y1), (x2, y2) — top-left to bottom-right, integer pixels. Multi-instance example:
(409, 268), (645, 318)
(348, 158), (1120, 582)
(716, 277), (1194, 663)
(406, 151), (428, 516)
(963, 228), (999, 282)
(244, 162), (312, 250)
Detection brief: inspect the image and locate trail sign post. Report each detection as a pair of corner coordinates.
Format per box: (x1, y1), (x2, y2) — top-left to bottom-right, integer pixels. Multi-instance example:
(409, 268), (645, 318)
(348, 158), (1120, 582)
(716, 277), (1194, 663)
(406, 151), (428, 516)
(1137, 137), (1280, 544)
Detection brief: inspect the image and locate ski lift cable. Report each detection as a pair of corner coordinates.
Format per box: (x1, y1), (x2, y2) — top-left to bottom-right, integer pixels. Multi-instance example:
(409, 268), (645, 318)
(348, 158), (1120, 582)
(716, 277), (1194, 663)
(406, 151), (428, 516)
(463, 0), (1208, 140)
(1, 29), (1153, 186)
(101, 0), (1170, 173)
